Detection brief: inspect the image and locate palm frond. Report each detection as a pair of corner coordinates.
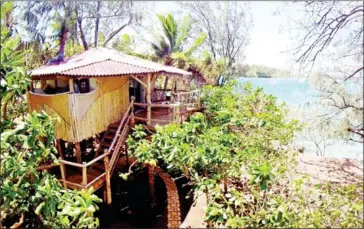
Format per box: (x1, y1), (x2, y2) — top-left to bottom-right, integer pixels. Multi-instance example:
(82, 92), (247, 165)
(184, 33), (207, 57)
(175, 15), (192, 51)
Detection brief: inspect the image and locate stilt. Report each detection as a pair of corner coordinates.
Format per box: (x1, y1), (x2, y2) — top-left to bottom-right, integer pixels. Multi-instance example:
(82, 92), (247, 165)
(148, 165), (156, 208)
(125, 146), (129, 168)
(74, 142), (82, 163)
(147, 74), (152, 126)
(104, 156), (112, 204)
(60, 162), (67, 189)
(103, 187), (107, 203)
(82, 162), (87, 185)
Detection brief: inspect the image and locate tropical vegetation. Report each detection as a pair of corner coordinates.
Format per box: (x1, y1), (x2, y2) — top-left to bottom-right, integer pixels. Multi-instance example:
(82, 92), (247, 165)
(1, 0), (363, 228)
(127, 81), (363, 228)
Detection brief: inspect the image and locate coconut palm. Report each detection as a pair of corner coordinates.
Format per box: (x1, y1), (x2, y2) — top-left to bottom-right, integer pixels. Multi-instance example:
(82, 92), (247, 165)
(150, 13), (206, 67)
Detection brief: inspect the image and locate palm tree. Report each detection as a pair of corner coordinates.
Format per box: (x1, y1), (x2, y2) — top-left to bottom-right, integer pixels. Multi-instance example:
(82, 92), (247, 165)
(15, 2), (77, 65)
(150, 13), (206, 67)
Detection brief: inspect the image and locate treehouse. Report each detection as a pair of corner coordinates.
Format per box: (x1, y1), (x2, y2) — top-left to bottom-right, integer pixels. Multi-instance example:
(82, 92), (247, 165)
(28, 47), (203, 204)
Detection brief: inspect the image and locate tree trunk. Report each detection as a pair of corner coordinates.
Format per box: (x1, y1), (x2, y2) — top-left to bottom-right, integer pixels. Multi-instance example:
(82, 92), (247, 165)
(78, 18), (88, 50)
(75, 4), (88, 50)
(94, 1), (102, 47)
(103, 15), (133, 47)
(58, 24), (68, 60)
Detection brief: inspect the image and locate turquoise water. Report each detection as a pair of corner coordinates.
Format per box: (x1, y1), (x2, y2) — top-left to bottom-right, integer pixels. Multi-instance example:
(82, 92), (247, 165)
(237, 77), (363, 160)
(238, 77), (318, 105)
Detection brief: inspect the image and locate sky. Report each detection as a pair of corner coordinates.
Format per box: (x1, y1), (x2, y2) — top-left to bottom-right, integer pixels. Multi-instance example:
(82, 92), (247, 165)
(152, 1), (302, 71)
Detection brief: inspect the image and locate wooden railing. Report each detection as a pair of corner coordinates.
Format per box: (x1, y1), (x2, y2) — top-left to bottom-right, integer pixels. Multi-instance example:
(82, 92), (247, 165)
(153, 89), (201, 105)
(58, 153), (109, 190)
(57, 97), (135, 204)
(133, 89), (201, 125)
(107, 97), (134, 174)
(172, 89), (201, 106)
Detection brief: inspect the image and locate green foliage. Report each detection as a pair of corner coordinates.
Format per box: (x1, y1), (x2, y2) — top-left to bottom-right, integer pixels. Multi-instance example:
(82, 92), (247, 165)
(1, 111), (101, 228)
(151, 13), (206, 66)
(112, 34), (136, 54)
(128, 80), (363, 228)
(65, 40), (84, 57)
(1, 3), (31, 121)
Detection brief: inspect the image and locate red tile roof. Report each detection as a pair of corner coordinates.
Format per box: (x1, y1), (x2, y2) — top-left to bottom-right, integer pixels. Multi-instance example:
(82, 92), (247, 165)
(30, 48), (192, 78)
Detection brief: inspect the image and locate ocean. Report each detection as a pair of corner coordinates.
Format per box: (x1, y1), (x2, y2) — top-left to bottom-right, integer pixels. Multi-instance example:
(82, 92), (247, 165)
(237, 77), (363, 160)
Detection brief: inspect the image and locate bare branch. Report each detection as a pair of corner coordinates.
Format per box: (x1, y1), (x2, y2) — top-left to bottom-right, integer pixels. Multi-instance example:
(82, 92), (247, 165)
(102, 15), (133, 47)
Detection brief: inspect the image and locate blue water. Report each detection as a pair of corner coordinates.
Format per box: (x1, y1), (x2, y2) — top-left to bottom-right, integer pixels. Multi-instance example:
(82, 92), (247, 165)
(237, 77), (363, 160)
(238, 77), (318, 105)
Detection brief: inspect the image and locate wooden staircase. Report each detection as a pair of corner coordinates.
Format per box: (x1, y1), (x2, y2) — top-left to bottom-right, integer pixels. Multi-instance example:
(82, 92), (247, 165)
(89, 119), (131, 176)
(58, 98), (135, 204)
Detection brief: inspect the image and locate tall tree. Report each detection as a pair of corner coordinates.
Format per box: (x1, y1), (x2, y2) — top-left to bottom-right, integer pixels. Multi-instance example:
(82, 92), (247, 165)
(180, 1), (253, 68)
(76, 1), (146, 48)
(291, 1), (363, 143)
(15, 1), (151, 52)
(150, 13), (206, 66)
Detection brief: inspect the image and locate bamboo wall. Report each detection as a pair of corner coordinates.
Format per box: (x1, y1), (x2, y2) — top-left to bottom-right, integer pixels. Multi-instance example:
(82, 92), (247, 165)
(28, 76), (129, 142)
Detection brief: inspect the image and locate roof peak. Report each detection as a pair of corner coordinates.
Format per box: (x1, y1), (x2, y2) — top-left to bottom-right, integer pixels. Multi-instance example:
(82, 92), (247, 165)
(31, 47), (191, 77)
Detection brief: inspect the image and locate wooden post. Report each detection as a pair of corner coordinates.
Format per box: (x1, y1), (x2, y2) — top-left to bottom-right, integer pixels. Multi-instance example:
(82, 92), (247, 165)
(148, 165), (156, 208)
(163, 75), (169, 91)
(82, 162), (87, 186)
(104, 156), (112, 204)
(59, 161), (67, 189)
(125, 147), (129, 168)
(56, 139), (65, 159)
(147, 74), (152, 126)
(103, 188), (107, 203)
(41, 79), (46, 89)
(130, 96), (135, 127)
(171, 78), (176, 103)
(69, 79), (74, 93)
(30, 81), (34, 92)
(75, 142), (82, 163)
(174, 105), (180, 123)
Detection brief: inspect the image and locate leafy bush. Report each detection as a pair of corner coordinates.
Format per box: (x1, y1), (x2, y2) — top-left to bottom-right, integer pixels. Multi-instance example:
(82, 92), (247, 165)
(1, 2), (30, 121)
(127, 80), (363, 228)
(1, 111), (101, 228)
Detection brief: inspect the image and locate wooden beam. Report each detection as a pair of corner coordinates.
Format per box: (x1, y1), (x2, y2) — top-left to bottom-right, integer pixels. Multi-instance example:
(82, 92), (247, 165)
(41, 80), (46, 89)
(130, 75), (147, 88)
(130, 96), (135, 127)
(147, 74), (152, 126)
(56, 139), (65, 159)
(171, 78), (176, 103)
(74, 142), (82, 163)
(82, 162), (87, 185)
(148, 165), (156, 208)
(59, 160), (67, 189)
(30, 81), (34, 92)
(134, 116), (172, 123)
(69, 79), (74, 93)
(163, 75), (169, 90)
(104, 156), (112, 204)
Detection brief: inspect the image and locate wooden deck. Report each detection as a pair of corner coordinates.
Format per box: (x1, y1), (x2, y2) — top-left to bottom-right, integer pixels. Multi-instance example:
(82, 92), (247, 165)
(134, 106), (202, 128)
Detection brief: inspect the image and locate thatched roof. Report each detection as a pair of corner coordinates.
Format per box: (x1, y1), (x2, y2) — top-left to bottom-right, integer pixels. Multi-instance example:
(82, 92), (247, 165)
(30, 47), (192, 79)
